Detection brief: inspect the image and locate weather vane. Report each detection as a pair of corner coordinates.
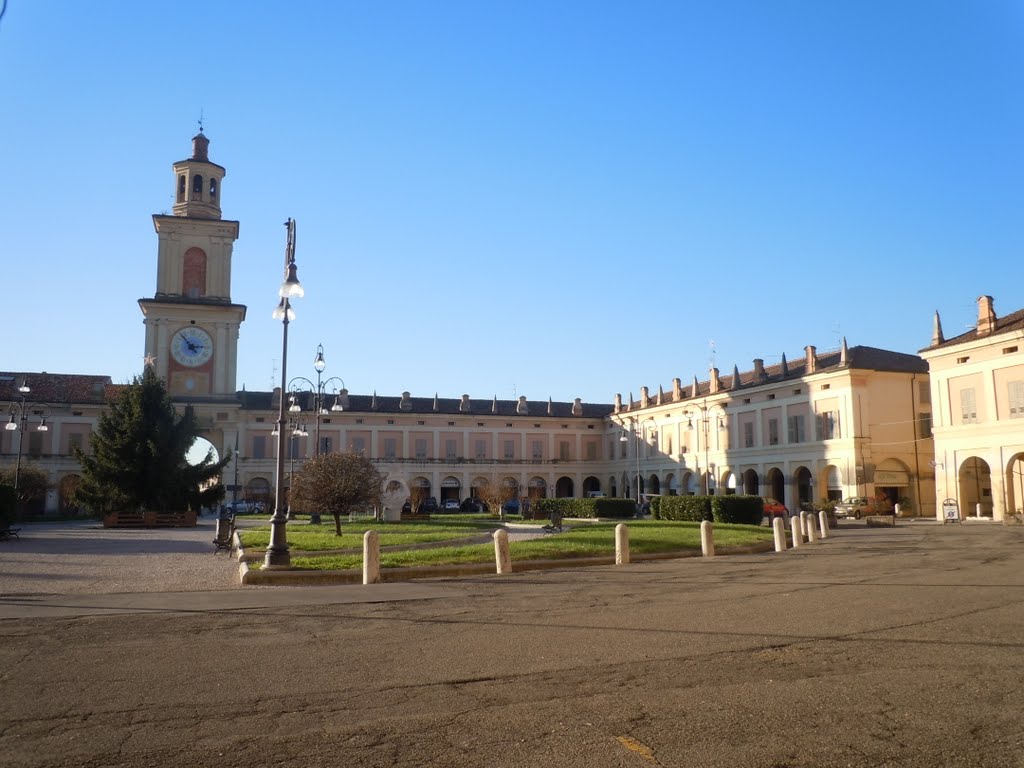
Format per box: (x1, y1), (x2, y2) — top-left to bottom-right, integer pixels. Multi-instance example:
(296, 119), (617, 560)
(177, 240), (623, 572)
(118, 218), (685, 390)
(198, 108), (204, 134)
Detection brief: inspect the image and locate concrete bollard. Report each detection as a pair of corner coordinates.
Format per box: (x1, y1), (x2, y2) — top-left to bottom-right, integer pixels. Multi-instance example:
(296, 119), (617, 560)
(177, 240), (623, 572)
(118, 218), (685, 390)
(818, 510), (830, 538)
(493, 529), (512, 574)
(773, 516), (787, 552)
(701, 519), (715, 557)
(976, 503), (983, 518)
(791, 513), (803, 548)
(615, 523), (630, 565)
(806, 513), (818, 543)
(363, 530), (380, 585)
(894, 503), (901, 518)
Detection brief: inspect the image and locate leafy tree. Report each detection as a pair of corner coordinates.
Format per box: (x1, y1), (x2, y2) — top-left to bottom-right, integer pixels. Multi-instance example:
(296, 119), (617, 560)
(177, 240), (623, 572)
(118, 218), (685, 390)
(290, 451), (382, 536)
(0, 464), (49, 513)
(74, 367), (230, 515)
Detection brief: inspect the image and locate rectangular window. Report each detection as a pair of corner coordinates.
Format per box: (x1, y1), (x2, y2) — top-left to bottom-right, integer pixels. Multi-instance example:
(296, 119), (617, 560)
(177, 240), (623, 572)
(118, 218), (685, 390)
(475, 439), (486, 459)
(532, 440), (543, 460)
(961, 387), (978, 424)
(67, 432), (84, 455)
(1009, 381), (1024, 419)
(816, 412), (837, 441)
(320, 436), (333, 455)
(585, 442), (597, 460)
(919, 380), (931, 404)
(620, 438), (627, 459)
(383, 438), (396, 460)
(352, 437), (365, 455)
(559, 441), (570, 460)
(768, 418), (779, 446)
(787, 415), (805, 444)
(919, 412), (933, 438)
(28, 432), (43, 457)
(445, 439), (457, 459)
(743, 422), (754, 448)
(252, 436), (267, 460)
(503, 440), (514, 459)
(414, 439), (427, 459)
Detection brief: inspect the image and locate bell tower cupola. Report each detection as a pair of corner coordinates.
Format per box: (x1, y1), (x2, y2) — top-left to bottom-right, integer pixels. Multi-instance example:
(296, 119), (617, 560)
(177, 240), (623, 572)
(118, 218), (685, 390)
(172, 129), (225, 220)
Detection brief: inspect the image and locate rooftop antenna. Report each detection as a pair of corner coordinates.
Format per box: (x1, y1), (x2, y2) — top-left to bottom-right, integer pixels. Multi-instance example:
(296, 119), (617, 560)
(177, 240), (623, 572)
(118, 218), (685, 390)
(708, 339), (717, 369)
(269, 360), (278, 390)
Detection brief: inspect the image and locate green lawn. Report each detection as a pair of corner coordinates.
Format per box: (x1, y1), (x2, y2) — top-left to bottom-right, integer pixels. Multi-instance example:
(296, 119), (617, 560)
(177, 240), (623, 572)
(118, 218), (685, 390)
(288, 519), (773, 571)
(238, 519), (489, 552)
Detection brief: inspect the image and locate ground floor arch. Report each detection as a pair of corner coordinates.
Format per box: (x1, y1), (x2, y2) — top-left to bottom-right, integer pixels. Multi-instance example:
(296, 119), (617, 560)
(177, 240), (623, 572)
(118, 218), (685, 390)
(528, 476), (548, 500)
(647, 474), (660, 495)
(959, 456), (992, 516)
(555, 476), (575, 498)
(582, 475), (602, 496)
(440, 475), (461, 503)
(766, 468), (785, 505)
(1007, 453), (1024, 517)
(682, 471), (696, 495)
(823, 465), (842, 502)
(794, 466), (812, 508)
(665, 472), (679, 496)
(721, 470), (737, 495)
(742, 469), (759, 495)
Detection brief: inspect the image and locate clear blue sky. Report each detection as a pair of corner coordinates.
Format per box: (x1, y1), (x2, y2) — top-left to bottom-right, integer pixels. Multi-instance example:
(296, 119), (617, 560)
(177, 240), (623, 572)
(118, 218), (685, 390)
(2, 2), (1021, 404)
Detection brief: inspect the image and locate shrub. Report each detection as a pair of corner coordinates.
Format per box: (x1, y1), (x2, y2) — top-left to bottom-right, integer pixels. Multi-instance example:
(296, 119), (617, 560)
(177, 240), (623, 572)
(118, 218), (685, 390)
(711, 495), (763, 525)
(649, 496), (663, 519)
(657, 495), (712, 522)
(594, 498), (636, 518)
(535, 498), (596, 519)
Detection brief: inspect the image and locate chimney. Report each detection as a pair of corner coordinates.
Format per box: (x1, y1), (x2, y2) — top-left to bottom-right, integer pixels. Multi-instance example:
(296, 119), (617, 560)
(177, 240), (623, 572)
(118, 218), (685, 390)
(977, 295), (996, 335)
(572, 398), (583, 416)
(672, 378), (682, 401)
(614, 393), (622, 413)
(932, 311), (945, 346)
(432, 393), (439, 412)
(840, 337), (849, 365)
(709, 367), (720, 394)
(516, 395), (528, 415)
(491, 395), (498, 414)
(657, 384), (664, 405)
(753, 359), (765, 380)
(460, 394), (471, 412)
(547, 397), (553, 416)
(640, 386), (649, 409)
(805, 345), (817, 374)
(336, 388), (350, 410)
(371, 391), (378, 410)
(399, 391), (412, 411)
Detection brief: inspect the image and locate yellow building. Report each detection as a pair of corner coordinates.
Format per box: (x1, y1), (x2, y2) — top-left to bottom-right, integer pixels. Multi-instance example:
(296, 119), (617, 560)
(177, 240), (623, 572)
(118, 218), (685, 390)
(920, 296), (1024, 521)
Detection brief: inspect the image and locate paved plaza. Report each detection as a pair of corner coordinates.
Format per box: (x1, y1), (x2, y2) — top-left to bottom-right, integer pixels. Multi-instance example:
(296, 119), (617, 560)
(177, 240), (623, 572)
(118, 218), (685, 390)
(1, 520), (1023, 767)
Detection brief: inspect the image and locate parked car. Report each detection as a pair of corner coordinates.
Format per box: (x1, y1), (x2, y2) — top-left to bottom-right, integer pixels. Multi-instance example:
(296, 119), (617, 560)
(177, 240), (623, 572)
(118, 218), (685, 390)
(421, 497), (439, 513)
(835, 496), (893, 519)
(502, 498), (520, 515)
(441, 499), (460, 511)
(460, 498), (488, 513)
(761, 498), (789, 519)
(224, 500), (263, 515)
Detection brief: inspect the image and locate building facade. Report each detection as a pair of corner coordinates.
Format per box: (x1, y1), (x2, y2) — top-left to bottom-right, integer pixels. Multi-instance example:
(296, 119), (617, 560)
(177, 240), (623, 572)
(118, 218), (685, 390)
(0, 134), (940, 518)
(920, 296), (1024, 521)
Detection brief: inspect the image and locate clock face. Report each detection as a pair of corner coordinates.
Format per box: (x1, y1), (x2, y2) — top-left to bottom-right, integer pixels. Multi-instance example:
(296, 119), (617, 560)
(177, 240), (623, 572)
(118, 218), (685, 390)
(171, 327), (214, 367)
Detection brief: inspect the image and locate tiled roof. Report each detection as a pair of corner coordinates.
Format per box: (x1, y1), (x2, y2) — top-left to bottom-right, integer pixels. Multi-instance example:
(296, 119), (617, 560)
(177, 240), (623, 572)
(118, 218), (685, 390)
(634, 345), (927, 405)
(925, 307), (1024, 351)
(0, 372), (115, 405)
(238, 389), (614, 418)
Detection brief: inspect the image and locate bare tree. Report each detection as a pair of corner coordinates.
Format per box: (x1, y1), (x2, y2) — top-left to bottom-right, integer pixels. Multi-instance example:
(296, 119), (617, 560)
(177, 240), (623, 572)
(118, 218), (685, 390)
(475, 476), (518, 521)
(290, 451), (382, 536)
(407, 484), (428, 515)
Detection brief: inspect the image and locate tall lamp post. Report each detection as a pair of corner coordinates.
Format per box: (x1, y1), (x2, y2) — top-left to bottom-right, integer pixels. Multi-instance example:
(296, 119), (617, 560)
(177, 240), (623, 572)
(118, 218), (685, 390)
(620, 416), (656, 508)
(286, 344), (344, 525)
(263, 218), (304, 571)
(5, 379), (51, 519)
(684, 401), (726, 495)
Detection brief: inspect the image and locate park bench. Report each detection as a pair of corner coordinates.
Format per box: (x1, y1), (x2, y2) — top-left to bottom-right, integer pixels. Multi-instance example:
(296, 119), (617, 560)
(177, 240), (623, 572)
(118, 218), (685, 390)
(213, 513), (235, 554)
(0, 523), (21, 541)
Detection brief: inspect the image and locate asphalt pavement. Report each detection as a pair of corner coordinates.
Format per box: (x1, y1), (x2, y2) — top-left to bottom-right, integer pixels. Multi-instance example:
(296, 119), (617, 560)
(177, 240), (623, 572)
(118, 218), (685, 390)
(1, 519), (1023, 767)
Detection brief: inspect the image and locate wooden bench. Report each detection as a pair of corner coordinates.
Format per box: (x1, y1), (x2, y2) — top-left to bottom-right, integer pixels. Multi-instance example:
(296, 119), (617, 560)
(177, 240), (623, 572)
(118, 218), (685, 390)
(0, 525), (20, 541)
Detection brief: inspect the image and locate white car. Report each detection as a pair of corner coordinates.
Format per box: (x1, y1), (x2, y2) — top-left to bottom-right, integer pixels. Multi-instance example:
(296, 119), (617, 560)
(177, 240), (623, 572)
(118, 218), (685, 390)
(441, 499), (461, 511)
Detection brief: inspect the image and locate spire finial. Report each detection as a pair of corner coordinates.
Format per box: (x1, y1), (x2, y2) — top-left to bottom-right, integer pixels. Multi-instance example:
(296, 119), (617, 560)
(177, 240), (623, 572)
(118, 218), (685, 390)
(198, 108), (204, 134)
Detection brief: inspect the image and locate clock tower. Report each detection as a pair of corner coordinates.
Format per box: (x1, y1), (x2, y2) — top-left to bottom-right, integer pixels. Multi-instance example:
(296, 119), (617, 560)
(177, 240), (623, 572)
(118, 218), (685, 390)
(139, 131), (246, 399)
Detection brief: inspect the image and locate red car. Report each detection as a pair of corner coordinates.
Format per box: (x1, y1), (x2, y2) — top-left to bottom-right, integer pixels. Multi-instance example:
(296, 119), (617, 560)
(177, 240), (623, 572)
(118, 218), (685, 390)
(762, 498), (789, 519)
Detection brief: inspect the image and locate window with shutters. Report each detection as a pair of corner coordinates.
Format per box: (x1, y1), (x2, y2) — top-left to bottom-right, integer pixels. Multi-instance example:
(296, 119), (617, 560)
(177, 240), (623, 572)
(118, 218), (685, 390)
(1009, 381), (1024, 419)
(960, 388), (978, 424)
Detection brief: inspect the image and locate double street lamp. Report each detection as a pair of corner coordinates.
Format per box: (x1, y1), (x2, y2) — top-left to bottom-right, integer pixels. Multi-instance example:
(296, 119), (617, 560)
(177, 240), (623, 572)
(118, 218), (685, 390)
(263, 218), (304, 571)
(684, 402), (726, 495)
(620, 416), (656, 506)
(5, 379), (51, 518)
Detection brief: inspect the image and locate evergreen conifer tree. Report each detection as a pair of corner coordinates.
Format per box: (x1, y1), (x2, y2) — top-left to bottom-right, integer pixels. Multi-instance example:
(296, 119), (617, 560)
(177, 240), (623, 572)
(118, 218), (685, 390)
(75, 367), (230, 514)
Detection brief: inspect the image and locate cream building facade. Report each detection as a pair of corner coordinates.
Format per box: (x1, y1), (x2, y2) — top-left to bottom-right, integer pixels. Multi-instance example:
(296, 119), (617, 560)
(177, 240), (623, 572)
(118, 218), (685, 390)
(920, 296), (1024, 521)
(0, 134), (938, 517)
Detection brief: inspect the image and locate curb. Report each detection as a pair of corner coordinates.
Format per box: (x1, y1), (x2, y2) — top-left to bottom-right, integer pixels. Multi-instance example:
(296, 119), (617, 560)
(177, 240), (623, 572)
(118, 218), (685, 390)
(238, 541), (776, 586)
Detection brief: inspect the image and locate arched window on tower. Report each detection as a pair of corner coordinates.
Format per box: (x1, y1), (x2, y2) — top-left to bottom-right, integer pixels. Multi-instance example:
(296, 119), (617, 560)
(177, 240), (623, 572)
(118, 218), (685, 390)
(192, 174), (203, 201)
(182, 247), (207, 298)
(209, 177), (217, 200)
(177, 175), (186, 203)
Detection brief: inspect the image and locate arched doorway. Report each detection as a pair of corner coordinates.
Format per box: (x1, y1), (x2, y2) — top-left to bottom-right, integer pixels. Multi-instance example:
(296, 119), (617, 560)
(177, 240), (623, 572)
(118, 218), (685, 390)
(794, 466), (812, 508)
(647, 474), (660, 495)
(665, 473), (678, 496)
(1007, 454), (1024, 517)
(245, 477), (272, 509)
(682, 471), (696, 495)
(766, 468), (785, 505)
(555, 476), (575, 498)
(743, 469), (759, 496)
(440, 475), (461, 504)
(721, 471), (737, 495)
(187, 436), (220, 465)
(582, 476), (602, 496)
(875, 458), (912, 511)
(528, 477), (548, 500)
(959, 457), (992, 517)
(608, 475), (618, 497)
(824, 465), (842, 502)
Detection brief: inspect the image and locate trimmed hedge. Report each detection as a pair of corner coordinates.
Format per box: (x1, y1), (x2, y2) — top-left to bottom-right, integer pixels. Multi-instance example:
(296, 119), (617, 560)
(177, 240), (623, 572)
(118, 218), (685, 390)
(534, 497), (637, 519)
(650, 494), (764, 526)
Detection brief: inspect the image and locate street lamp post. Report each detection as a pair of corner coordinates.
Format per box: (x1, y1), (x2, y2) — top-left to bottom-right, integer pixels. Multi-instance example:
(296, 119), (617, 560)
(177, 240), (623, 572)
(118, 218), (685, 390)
(286, 344), (345, 525)
(620, 417), (656, 510)
(5, 379), (51, 519)
(263, 218), (304, 571)
(684, 401), (726, 495)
